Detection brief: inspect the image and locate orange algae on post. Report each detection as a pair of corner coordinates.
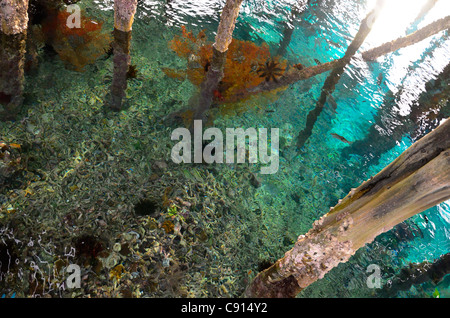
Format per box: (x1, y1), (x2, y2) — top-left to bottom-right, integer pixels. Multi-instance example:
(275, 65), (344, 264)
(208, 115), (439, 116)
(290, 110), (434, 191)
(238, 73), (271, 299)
(169, 26), (207, 58)
(220, 40), (286, 102)
(214, 85), (288, 119)
(41, 9), (112, 72)
(167, 27), (287, 103)
(161, 68), (187, 81)
(162, 220), (175, 234)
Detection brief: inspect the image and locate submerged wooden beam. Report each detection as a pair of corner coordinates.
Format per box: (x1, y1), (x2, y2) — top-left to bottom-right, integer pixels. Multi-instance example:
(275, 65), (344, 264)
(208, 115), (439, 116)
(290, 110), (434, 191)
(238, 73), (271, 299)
(276, 0), (310, 57)
(295, 0), (384, 149)
(244, 118), (450, 298)
(0, 0), (29, 120)
(249, 57), (339, 94)
(342, 62), (450, 164)
(381, 252), (450, 297)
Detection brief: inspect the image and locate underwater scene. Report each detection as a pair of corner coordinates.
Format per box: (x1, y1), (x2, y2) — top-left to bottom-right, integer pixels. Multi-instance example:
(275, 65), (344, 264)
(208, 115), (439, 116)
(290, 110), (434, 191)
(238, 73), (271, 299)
(0, 0), (449, 299)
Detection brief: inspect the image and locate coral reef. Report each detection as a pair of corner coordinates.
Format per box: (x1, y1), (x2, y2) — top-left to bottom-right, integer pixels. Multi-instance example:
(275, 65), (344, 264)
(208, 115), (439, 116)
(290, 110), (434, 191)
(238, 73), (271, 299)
(167, 27), (287, 103)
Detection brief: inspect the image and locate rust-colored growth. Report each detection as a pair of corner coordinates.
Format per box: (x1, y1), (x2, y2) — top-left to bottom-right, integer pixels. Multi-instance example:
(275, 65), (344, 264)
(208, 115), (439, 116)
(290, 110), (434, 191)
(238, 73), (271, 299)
(41, 9), (111, 72)
(161, 186), (173, 208)
(109, 264), (125, 281)
(162, 220), (174, 234)
(169, 26), (207, 58)
(42, 10), (103, 37)
(161, 68), (186, 81)
(167, 27), (287, 103)
(176, 109), (195, 128)
(221, 40), (285, 102)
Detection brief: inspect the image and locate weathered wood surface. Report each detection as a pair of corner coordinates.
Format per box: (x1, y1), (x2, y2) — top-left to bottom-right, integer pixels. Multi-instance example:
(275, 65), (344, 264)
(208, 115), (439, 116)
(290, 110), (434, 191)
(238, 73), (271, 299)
(245, 119), (450, 297)
(114, 0), (138, 32)
(0, 0), (29, 120)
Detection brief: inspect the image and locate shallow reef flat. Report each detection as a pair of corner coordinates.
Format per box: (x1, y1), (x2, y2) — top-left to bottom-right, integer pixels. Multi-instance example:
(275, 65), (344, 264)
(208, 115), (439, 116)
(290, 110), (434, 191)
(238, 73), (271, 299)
(1, 0), (449, 299)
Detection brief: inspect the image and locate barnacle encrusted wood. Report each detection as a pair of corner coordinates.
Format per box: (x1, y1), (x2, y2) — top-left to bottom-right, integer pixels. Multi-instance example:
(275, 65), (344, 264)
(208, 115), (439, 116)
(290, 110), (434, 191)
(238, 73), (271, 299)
(114, 0), (137, 32)
(245, 119), (450, 297)
(213, 0), (244, 53)
(0, 0), (29, 120)
(0, 0), (29, 35)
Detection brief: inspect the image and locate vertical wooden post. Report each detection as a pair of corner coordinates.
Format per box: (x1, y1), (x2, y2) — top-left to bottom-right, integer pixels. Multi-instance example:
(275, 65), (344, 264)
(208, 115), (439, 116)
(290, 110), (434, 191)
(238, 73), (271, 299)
(0, 0), (29, 120)
(106, 0), (137, 111)
(114, 0), (138, 33)
(276, 0), (309, 57)
(191, 0), (244, 125)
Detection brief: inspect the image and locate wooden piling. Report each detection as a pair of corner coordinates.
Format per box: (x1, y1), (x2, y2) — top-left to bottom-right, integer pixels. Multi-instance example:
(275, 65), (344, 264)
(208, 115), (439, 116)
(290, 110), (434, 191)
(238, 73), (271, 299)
(0, 0), (29, 120)
(106, 0), (137, 111)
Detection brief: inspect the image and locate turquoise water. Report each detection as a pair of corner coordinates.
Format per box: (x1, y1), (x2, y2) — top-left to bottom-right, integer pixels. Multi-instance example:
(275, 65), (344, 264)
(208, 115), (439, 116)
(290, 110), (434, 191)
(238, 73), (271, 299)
(0, 0), (449, 298)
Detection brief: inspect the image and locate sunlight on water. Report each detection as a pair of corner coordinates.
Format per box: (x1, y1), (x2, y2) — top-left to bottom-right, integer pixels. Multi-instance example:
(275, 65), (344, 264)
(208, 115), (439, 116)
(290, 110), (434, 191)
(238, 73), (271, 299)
(365, 0), (448, 47)
(438, 200), (450, 225)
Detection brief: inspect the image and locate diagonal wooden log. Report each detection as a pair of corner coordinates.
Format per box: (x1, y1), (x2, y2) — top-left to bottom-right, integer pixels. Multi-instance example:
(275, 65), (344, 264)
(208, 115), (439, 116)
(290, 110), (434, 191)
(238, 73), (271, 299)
(295, 0), (384, 149)
(244, 118), (450, 298)
(362, 15), (450, 61)
(249, 58), (339, 94)
(380, 252), (450, 297)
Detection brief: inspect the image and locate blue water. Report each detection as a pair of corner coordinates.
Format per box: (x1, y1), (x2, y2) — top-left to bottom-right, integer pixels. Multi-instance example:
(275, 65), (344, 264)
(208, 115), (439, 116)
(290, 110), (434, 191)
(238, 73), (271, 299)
(0, 0), (448, 298)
